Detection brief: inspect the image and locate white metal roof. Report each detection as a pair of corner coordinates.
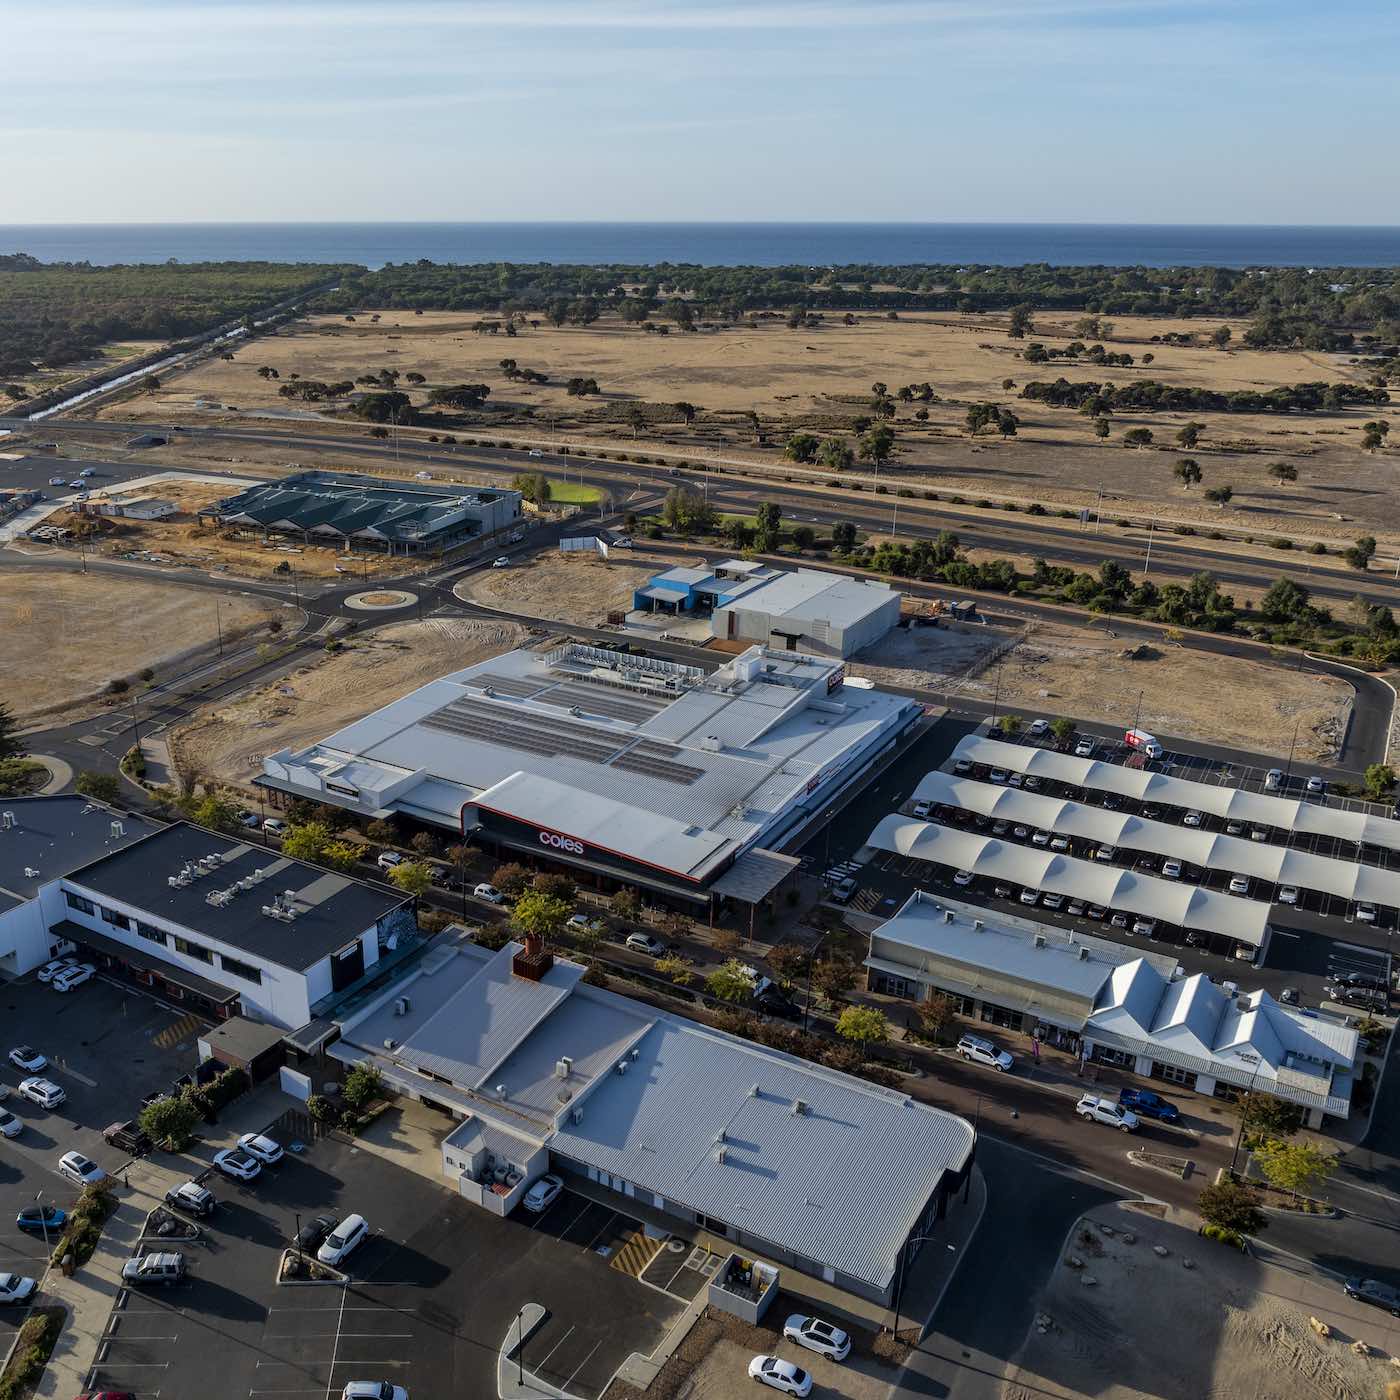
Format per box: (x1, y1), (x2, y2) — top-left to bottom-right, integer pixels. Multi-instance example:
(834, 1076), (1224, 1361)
(1087, 961), (1357, 1115)
(953, 735), (1400, 853)
(718, 568), (897, 628)
(865, 815), (1272, 945)
(912, 772), (1400, 907)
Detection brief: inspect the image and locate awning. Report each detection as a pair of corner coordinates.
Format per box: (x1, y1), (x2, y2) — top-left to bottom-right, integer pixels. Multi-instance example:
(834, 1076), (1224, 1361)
(52, 919), (240, 1005)
(710, 848), (801, 903)
(283, 1017), (342, 1056)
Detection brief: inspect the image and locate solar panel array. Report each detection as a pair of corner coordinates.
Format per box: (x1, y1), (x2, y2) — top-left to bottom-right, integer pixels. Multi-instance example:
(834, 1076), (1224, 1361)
(609, 739), (706, 786)
(474, 674), (550, 700)
(544, 683), (667, 725)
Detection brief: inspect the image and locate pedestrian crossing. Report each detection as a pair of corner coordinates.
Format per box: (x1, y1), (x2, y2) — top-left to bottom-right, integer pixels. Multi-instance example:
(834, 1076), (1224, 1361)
(152, 1011), (205, 1049)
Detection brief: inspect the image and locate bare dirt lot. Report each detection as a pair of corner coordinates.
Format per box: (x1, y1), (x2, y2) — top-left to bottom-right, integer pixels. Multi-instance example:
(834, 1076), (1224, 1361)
(170, 616), (527, 789)
(1004, 1206), (1399, 1400)
(462, 551), (658, 625)
(111, 307), (1398, 538)
(3, 570), (281, 720)
(853, 619), (1351, 760)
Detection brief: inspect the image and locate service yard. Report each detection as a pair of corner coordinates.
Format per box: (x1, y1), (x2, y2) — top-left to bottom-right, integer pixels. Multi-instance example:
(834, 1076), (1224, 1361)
(169, 616), (528, 788)
(0, 569), (283, 721)
(1004, 1206), (1400, 1400)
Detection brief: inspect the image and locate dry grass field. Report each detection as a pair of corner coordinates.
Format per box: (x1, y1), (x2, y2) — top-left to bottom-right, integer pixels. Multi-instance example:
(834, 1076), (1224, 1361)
(107, 306), (1397, 539)
(461, 551), (658, 625)
(171, 617), (527, 789)
(3, 571), (281, 720)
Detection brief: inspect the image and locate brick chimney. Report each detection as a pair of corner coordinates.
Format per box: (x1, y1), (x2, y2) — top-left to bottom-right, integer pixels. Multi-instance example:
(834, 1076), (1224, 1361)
(512, 931), (554, 982)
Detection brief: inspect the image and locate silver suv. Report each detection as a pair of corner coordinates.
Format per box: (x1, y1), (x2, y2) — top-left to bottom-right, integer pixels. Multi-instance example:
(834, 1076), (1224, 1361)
(957, 1034), (1014, 1072)
(122, 1251), (186, 1285)
(1076, 1094), (1139, 1132)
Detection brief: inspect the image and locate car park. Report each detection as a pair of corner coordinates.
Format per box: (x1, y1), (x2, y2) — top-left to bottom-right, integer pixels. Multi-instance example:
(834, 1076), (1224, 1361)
(0, 1273), (37, 1305)
(342, 1385), (408, 1400)
(1076, 1094), (1139, 1132)
(122, 1251), (186, 1285)
(1118, 1088), (1180, 1123)
(624, 932), (666, 957)
(0, 1109), (22, 1139)
(213, 1147), (262, 1181)
(747, 1356), (813, 1396)
(783, 1314), (851, 1361)
(318, 1212), (369, 1265)
(1162, 859), (1182, 880)
(957, 1034), (1014, 1072)
(1043, 892), (1065, 910)
(473, 882), (504, 904)
(523, 1173), (565, 1213)
(1229, 874), (1250, 895)
(8, 1045), (47, 1072)
(1344, 1277), (1400, 1317)
(953, 869), (975, 886)
(1278, 885), (1299, 905)
(52, 963), (95, 992)
(15, 1205), (65, 1233)
(18, 1077), (65, 1108)
(238, 1132), (284, 1164)
(59, 1151), (108, 1187)
(165, 1181), (216, 1217)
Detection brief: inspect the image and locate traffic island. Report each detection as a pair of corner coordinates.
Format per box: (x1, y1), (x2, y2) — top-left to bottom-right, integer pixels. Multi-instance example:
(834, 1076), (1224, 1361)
(277, 1249), (346, 1286)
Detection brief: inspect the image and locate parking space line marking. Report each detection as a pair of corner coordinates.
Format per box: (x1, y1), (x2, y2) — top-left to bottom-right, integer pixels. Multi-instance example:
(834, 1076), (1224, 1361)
(531, 1324), (575, 1374)
(582, 1210), (620, 1254)
(563, 1340), (602, 1391)
(321, 1285), (348, 1400)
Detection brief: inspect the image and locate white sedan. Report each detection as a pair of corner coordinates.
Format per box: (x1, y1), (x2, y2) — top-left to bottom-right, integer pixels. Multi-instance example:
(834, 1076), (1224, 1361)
(58, 1151), (107, 1188)
(35, 958), (77, 984)
(8, 1047), (47, 1073)
(0, 1273), (37, 1306)
(18, 1077), (66, 1109)
(783, 1313), (852, 1361)
(747, 1356), (812, 1396)
(0, 1109), (22, 1139)
(213, 1147), (263, 1181)
(238, 1132), (284, 1165)
(1277, 885), (1300, 905)
(492, 557), (511, 568)
(52, 964), (95, 992)
(522, 1173), (564, 1213)
(473, 883), (504, 905)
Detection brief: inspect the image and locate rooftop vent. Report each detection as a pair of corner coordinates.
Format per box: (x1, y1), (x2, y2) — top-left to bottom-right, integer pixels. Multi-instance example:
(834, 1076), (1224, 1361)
(24, 866), (40, 879)
(495, 1084), (508, 1098)
(615, 1059), (630, 1076)
(714, 1130), (727, 1145)
(393, 996), (411, 1016)
(1034, 934), (1047, 948)
(973, 919), (984, 931)
(382, 1038), (397, 1051)
(1078, 946), (1090, 960)
(571, 1107), (583, 1124)
(554, 1056), (574, 1079)
(749, 1083), (761, 1097)
(943, 910), (955, 924)
(109, 821), (124, 839)
(791, 1098), (808, 1116)
(715, 1145), (727, 1165)
(556, 1088), (572, 1104)
(0, 812), (13, 830)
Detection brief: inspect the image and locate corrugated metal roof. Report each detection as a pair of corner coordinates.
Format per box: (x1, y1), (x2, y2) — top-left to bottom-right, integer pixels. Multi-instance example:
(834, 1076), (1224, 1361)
(912, 772), (1400, 907)
(953, 736), (1400, 854)
(718, 569), (897, 629)
(865, 815), (1271, 944)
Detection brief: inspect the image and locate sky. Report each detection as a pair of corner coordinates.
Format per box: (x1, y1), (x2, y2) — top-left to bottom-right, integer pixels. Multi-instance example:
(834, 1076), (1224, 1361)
(4, 0), (1399, 224)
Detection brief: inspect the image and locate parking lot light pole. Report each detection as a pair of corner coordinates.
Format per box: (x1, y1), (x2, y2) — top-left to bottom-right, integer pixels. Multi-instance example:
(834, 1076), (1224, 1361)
(294, 1211), (302, 1267)
(37, 1191), (48, 1251)
(516, 1307), (526, 1384)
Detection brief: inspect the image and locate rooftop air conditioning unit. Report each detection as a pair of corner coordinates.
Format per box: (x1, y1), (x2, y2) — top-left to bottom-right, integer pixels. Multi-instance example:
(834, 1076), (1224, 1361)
(554, 1057), (573, 1079)
(0, 812), (13, 830)
(110, 821), (125, 839)
(495, 1084), (508, 1098)
(168, 876), (182, 888)
(382, 1038), (398, 1052)
(1078, 945), (1090, 960)
(791, 1099), (808, 1116)
(615, 1059), (629, 1075)
(715, 1146), (727, 1165)
(943, 910), (955, 924)
(393, 997), (411, 1016)
(629, 1046), (640, 1060)
(24, 866), (39, 879)
(973, 919), (984, 931)
(749, 1083), (760, 1097)
(283, 889), (297, 905)
(571, 1107), (583, 1124)
(1034, 934), (1047, 948)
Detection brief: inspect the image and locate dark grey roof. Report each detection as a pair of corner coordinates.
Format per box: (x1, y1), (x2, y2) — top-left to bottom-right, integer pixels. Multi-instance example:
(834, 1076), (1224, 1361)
(64, 823), (410, 972)
(0, 797), (158, 902)
(201, 1016), (289, 1060)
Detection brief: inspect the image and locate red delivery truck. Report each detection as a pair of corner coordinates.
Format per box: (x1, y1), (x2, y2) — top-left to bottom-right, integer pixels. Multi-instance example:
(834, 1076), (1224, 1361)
(1124, 728), (1163, 759)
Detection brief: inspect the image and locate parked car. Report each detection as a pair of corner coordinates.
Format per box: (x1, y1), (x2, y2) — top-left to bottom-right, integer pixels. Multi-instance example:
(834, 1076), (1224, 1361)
(297, 1215), (340, 1252)
(1076, 1094), (1139, 1132)
(1067, 899), (1087, 917)
(492, 557), (511, 568)
(1226, 820), (1244, 835)
(1028, 719), (1050, 737)
(239, 1132), (284, 1164)
(1183, 810), (1203, 827)
(1088, 904), (1107, 920)
(1329, 985), (1388, 1010)
(376, 852), (405, 871)
(1306, 776), (1326, 795)
(1074, 736), (1096, 758)
(1277, 885), (1299, 905)
(1025, 775), (1043, 790)
(1229, 874), (1250, 895)
(341, 1386), (408, 1400)
(0, 1274), (37, 1305)
(993, 882), (1013, 899)
(36, 957), (77, 984)
(76, 1392), (136, 1400)
(1132, 918), (1157, 937)
(1118, 1088), (1181, 1123)
(102, 1121), (153, 1156)
(957, 1034), (1014, 1072)
(18, 1077), (65, 1109)
(15, 1205), (65, 1233)
(1162, 859), (1183, 880)
(1094, 844), (1116, 862)
(59, 1151), (107, 1188)
(1043, 893), (1065, 911)
(213, 1147), (262, 1181)
(953, 869), (975, 887)
(988, 768), (1009, 784)
(522, 1173), (564, 1214)
(0, 1109), (22, 1139)
(1019, 888), (1039, 905)
(1031, 830), (1051, 847)
(236, 810), (260, 829)
(753, 984), (801, 1020)
(747, 1356), (812, 1396)
(262, 817), (287, 835)
(165, 1181), (216, 1217)
(1355, 902), (1378, 923)
(1249, 827), (1269, 843)
(953, 759), (973, 775)
(8, 1046), (47, 1072)
(122, 1252), (186, 1286)
(52, 964), (95, 992)
(912, 799), (932, 819)
(1331, 971), (1387, 992)
(1343, 1277), (1400, 1317)
(783, 1314), (851, 1361)
(1264, 768), (1284, 792)
(625, 932), (666, 957)
(1110, 912), (1129, 928)
(566, 913), (602, 934)
(318, 1213), (369, 1266)
(830, 876), (858, 904)
(1049, 836), (1070, 853)
(991, 820), (1009, 836)
(473, 883), (504, 905)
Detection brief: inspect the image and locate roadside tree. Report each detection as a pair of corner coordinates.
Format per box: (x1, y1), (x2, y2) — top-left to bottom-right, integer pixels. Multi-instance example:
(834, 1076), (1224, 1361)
(707, 959), (756, 1004)
(510, 889), (571, 942)
(1197, 1178), (1266, 1235)
(1173, 459), (1202, 489)
(0, 703), (26, 760)
(835, 1005), (889, 1048)
(139, 1095), (200, 1152)
(1253, 1139), (1337, 1201)
(388, 861), (433, 897)
(74, 771), (120, 803)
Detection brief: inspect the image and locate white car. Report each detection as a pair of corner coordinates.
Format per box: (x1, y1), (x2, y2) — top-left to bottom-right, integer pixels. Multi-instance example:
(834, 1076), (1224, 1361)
(0, 1274), (37, 1306)
(236, 809), (260, 829)
(376, 851), (405, 871)
(952, 869), (975, 887)
(1277, 885), (1299, 906)
(0, 1109), (22, 1139)
(1306, 776), (1326, 795)
(625, 932), (666, 957)
(1074, 736), (1096, 757)
(342, 1386), (407, 1400)
(1183, 810), (1203, 827)
(1042, 892), (1064, 910)
(522, 1173), (564, 1213)
(566, 913), (601, 933)
(1019, 888), (1038, 905)
(263, 817), (287, 835)
(492, 557), (511, 568)
(1031, 830), (1051, 847)
(1249, 827), (1269, 842)
(238, 1132), (284, 1165)
(473, 883), (504, 904)
(1229, 874), (1250, 895)
(747, 1356), (812, 1396)
(1356, 902), (1378, 923)
(213, 1147), (262, 1181)
(18, 1077), (65, 1109)
(35, 957), (77, 984)
(783, 1314), (851, 1361)
(1076, 1094), (1139, 1132)
(912, 800), (932, 819)
(1162, 859), (1183, 880)
(1028, 718), (1050, 737)
(59, 1151), (107, 1187)
(1094, 844), (1116, 862)
(8, 1046), (47, 1073)
(49, 475), (67, 485)
(165, 1181), (216, 1216)
(988, 768), (1009, 784)
(52, 964), (95, 992)
(957, 1034), (1014, 1072)
(527, 448), (544, 458)
(1049, 836), (1070, 853)
(1132, 918), (1157, 937)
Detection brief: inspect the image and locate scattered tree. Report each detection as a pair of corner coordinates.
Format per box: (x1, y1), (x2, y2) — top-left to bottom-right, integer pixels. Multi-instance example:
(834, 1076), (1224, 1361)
(74, 771), (120, 803)
(1253, 1139), (1337, 1201)
(1345, 535), (1377, 571)
(835, 1005), (889, 1048)
(1175, 422), (1205, 449)
(388, 861), (433, 896)
(707, 959), (757, 1004)
(1267, 462), (1299, 484)
(1197, 1178), (1267, 1235)
(1123, 427), (1154, 449)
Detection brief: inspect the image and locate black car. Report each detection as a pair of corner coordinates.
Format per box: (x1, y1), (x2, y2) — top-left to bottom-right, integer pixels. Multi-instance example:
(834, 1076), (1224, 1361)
(754, 987), (801, 1021)
(295, 1215), (339, 1252)
(1332, 971), (1387, 992)
(1344, 1277), (1400, 1317)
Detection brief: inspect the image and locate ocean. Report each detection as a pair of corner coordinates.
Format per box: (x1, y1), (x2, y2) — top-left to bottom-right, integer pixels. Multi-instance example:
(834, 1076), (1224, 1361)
(2, 222), (1399, 270)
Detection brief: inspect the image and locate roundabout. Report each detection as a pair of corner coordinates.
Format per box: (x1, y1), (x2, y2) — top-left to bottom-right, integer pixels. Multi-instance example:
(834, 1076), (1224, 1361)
(345, 588), (418, 612)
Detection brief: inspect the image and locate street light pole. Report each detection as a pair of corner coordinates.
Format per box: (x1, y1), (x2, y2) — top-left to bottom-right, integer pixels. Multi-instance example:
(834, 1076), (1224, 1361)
(1228, 1056), (1262, 1176)
(1142, 521), (1156, 581)
(801, 929), (833, 1033)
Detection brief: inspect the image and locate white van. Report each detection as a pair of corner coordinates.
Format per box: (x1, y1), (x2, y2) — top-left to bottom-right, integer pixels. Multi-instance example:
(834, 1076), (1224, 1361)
(318, 1213), (369, 1266)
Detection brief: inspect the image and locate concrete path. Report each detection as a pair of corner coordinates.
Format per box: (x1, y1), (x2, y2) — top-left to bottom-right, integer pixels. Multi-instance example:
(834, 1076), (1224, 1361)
(29, 753), (73, 794)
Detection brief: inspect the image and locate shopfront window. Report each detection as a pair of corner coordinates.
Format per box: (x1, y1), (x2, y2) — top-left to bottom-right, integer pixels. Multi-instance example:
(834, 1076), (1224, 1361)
(978, 1005), (1024, 1032)
(1155, 1062), (1198, 1089)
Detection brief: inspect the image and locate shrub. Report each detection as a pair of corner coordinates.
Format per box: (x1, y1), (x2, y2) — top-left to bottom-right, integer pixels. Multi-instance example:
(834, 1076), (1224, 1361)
(139, 1094), (200, 1150)
(307, 1094), (336, 1125)
(1200, 1223), (1246, 1250)
(342, 1063), (384, 1110)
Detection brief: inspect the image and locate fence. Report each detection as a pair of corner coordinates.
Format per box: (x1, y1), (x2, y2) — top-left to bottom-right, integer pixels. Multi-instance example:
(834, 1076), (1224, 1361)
(559, 535), (609, 558)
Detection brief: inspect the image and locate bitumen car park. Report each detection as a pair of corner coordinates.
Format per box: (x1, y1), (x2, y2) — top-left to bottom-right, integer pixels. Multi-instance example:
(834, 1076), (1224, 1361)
(79, 1132), (684, 1400)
